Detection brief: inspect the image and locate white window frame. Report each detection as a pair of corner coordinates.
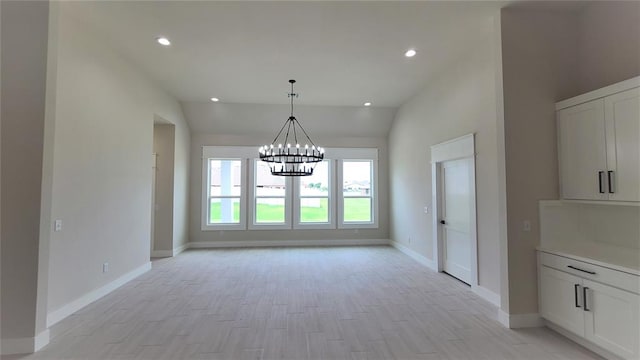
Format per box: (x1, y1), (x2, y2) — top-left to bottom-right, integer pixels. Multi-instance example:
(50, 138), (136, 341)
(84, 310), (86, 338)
(201, 146), (252, 231)
(201, 146), (379, 231)
(293, 159), (335, 229)
(335, 148), (379, 229)
(249, 158), (292, 230)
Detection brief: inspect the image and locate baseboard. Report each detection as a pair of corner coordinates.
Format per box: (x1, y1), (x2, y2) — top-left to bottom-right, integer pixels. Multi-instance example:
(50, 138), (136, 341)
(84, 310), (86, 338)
(187, 238), (390, 248)
(390, 240), (437, 271)
(471, 284), (501, 307)
(545, 321), (623, 360)
(0, 329), (49, 355)
(498, 310), (544, 328)
(173, 243), (188, 256)
(46, 262), (151, 327)
(151, 249), (173, 257)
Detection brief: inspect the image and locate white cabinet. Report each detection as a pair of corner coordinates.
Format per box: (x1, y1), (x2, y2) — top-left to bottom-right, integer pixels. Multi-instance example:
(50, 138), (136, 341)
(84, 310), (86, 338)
(557, 79), (640, 202)
(539, 266), (585, 336)
(604, 88), (640, 202)
(558, 99), (608, 200)
(584, 280), (640, 360)
(539, 251), (640, 360)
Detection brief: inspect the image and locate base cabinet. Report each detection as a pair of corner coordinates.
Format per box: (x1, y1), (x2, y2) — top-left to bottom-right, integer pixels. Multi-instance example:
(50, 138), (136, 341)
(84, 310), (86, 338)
(584, 280), (640, 360)
(539, 252), (640, 360)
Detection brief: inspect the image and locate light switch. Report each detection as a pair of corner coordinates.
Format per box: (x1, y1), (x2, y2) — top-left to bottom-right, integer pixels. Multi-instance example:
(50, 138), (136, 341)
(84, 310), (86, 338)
(54, 220), (62, 232)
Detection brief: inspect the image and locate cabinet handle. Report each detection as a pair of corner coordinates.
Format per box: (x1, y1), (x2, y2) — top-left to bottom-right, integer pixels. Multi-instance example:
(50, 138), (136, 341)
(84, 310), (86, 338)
(567, 265), (596, 275)
(574, 284), (581, 308)
(598, 171), (605, 193)
(583, 287), (590, 311)
(607, 171), (615, 193)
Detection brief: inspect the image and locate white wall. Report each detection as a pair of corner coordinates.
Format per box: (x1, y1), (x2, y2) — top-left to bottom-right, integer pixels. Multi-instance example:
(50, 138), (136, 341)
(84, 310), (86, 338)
(388, 15), (502, 297)
(577, 1), (640, 94)
(184, 103), (394, 242)
(45, 6), (190, 314)
(1, 0), (50, 346)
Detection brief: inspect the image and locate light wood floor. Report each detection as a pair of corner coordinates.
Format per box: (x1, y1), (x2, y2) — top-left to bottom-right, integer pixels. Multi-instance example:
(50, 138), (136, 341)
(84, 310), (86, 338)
(6, 246), (602, 360)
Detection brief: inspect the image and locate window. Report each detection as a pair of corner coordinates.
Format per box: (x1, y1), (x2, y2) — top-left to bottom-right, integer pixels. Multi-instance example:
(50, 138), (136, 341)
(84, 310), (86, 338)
(250, 159), (291, 229)
(201, 146), (378, 231)
(204, 159), (244, 229)
(201, 146), (250, 231)
(342, 160), (373, 222)
(294, 160), (333, 229)
(337, 149), (378, 229)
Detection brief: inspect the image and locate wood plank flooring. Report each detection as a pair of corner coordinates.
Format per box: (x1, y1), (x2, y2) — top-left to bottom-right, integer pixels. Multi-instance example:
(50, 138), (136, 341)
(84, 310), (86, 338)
(4, 246), (602, 360)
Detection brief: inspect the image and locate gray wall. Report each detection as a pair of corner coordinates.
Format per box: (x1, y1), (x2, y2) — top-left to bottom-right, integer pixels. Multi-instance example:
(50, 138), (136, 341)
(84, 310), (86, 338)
(1, 0), (50, 343)
(388, 14), (503, 297)
(189, 132), (390, 243)
(501, 1), (640, 315)
(45, 5), (191, 314)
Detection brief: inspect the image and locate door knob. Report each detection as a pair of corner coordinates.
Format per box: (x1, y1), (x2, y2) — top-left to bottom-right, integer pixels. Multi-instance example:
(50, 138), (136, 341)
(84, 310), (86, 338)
(440, 220), (446, 225)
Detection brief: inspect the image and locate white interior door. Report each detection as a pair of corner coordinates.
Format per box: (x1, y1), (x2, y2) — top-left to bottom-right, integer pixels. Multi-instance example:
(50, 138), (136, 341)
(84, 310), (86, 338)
(440, 158), (473, 284)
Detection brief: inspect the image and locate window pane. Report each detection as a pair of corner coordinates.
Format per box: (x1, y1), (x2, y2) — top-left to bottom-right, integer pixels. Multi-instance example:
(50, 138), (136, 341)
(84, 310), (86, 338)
(344, 198), (371, 222)
(256, 198), (285, 223)
(209, 159), (242, 196)
(343, 161), (372, 197)
(256, 160), (286, 196)
(300, 161), (329, 196)
(209, 198), (240, 223)
(300, 198), (329, 223)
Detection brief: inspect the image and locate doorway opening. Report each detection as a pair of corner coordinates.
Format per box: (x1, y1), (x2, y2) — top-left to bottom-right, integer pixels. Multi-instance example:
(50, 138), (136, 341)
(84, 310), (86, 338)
(151, 120), (176, 258)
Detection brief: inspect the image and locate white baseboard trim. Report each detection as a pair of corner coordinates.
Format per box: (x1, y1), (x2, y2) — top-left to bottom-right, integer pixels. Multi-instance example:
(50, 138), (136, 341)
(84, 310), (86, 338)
(1, 329), (49, 355)
(498, 310), (544, 328)
(151, 250), (173, 257)
(46, 262), (151, 327)
(173, 243), (188, 256)
(390, 240), (437, 271)
(187, 238), (390, 248)
(545, 321), (622, 360)
(151, 244), (188, 258)
(471, 285), (501, 307)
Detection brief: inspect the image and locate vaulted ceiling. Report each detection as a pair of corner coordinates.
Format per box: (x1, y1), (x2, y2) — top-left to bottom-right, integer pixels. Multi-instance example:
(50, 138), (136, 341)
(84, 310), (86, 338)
(62, 1), (509, 108)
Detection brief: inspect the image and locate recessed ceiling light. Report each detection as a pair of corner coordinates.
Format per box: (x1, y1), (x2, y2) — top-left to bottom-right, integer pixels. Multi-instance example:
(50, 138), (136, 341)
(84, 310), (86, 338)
(405, 49), (417, 57)
(364, 102), (372, 107)
(156, 37), (171, 46)
(210, 97), (219, 102)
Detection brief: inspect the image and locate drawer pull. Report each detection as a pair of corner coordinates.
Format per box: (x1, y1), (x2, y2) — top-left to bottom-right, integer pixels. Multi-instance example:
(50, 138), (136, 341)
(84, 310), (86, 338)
(574, 284), (581, 308)
(567, 265), (596, 275)
(583, 287), (590, 311)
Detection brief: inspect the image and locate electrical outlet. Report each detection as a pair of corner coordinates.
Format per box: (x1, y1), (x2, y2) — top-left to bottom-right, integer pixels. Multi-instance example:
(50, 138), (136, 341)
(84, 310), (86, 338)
(103, 262), (109, 273)
(523, 220), (531, 232)
(54, 220), (62, 232)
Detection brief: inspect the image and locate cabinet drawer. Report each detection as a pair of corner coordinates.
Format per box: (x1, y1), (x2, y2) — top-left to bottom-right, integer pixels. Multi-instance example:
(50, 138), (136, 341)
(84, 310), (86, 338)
(540, 252), (639, 294)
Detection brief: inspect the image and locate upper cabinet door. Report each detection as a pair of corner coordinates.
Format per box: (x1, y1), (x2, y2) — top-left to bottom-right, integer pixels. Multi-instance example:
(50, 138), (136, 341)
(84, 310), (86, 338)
(605, 88), (640, 202)
(558, 99), (608, 200)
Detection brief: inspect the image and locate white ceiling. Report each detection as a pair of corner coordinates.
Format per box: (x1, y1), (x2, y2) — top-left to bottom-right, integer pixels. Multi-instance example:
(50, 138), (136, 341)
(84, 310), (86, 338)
(62, 1), (509, 107)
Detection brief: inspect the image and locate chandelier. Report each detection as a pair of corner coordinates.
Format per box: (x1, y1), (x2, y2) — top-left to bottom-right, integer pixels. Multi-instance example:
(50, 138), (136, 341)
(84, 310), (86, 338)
(259, 80), (324, 176)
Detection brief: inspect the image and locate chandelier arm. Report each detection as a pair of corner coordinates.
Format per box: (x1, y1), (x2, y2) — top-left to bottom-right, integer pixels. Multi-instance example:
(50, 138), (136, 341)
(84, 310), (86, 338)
(293, 118), (317, 147)
(271, 119), (290, 145)
(293, 119), (298, 145)
(283, 118), (293, 147)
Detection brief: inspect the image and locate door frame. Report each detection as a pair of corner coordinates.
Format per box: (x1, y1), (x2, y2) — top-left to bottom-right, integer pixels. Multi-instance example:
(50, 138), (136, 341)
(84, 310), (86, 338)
(431, 133), (478, 287)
